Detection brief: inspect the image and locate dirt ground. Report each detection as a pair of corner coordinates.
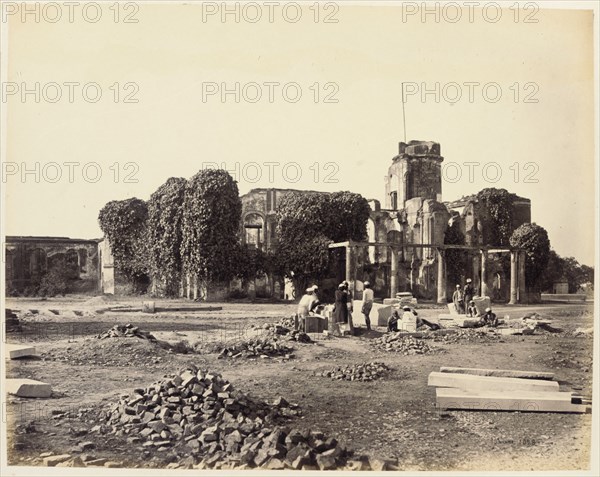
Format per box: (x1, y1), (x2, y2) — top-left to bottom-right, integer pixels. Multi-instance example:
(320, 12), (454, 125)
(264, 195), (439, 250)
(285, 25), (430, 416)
(3, 296), (595, 471)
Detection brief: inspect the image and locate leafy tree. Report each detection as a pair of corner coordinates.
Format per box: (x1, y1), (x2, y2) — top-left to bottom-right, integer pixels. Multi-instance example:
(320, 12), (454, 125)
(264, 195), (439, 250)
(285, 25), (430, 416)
(98, 198), (150, 290)
(147, 177), (187, 297)
(561, 257), (594, 293)
(275, 191), (370, 293)
(181, 170), (242, 287)
(325, 191), (371, 242)
(539, 250), (564, 292)
(509, 223), (550, 290)
(476, 188), (519, 246)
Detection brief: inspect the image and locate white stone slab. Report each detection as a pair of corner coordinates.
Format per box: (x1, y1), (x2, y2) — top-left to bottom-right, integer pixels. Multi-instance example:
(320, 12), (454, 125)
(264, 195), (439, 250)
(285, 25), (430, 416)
(6, 379), (52, 398)
(5, 343), (38, 359)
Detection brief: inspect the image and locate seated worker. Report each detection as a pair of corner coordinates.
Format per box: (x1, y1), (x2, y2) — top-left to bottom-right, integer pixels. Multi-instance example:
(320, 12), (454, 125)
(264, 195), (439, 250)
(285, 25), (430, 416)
(403, 305), (441, 331)
(388, 310), (400, 332)
(466, 300), (479, 318)
(481, 307), (498, 327)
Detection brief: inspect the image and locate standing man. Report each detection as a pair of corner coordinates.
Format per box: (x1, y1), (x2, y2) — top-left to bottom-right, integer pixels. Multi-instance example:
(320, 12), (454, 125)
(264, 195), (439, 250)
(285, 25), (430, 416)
(361, 281), (374, 330)
(297, 287), (316, 331)
(333, 283), (348, 324)
(388, 309), (400, 332)
(463, 278), (475, 314)
(452, 284), (464, 314)
(343, 280), (355, 333)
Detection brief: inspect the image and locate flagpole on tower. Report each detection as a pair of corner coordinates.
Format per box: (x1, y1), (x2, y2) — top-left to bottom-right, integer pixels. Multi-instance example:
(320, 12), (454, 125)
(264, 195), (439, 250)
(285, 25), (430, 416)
(401, 82), (407, 143)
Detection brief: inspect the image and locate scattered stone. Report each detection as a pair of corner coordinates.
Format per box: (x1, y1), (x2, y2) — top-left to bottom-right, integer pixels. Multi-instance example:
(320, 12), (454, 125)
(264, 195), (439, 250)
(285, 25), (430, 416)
(5, 309), (22, 333)
(96, 366), (376, 469)
(43, 454), (71, 466)
(212, 337), (295, 360)
(432, 328), (502, 344)
(96, 323), (157, 341)
(317, 362), (390, 382)
(371, 335), (441, 355)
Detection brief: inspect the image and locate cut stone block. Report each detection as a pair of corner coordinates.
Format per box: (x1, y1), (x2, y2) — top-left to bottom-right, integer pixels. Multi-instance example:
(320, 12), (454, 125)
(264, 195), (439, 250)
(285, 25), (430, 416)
(352, 301), (391, 327)
(436, 387), (588, 413)
(439, 367), (555, 380)
(305, 315), (327, 333)
(428, 372), (559, 393)
(6, 379), (52, 398)
(472, 296), (491, 315)
(5, 343), (38, 359)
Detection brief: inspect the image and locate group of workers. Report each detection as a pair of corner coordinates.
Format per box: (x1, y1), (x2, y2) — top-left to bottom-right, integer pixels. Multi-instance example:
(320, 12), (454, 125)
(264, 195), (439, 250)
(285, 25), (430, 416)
(297, 279), (499, 332)
(451, 278), (475, 314)
(452, 278), (498, 327)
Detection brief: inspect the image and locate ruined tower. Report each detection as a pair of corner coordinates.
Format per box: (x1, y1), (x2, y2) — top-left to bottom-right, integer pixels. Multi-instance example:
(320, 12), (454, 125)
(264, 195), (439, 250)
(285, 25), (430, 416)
(384, 140), (443, 210)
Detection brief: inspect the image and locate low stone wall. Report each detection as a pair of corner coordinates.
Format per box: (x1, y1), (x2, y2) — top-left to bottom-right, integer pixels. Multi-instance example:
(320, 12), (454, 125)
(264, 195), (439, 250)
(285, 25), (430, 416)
(541, 293), (586, 303)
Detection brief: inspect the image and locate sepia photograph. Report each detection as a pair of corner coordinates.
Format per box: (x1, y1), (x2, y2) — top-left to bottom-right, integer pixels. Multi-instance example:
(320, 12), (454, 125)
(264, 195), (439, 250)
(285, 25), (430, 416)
(1, 1), (598, 475)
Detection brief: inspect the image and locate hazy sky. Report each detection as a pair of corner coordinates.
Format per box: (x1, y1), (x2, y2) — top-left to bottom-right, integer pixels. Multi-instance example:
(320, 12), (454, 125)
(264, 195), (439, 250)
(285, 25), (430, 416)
(1, 1), (597, 265)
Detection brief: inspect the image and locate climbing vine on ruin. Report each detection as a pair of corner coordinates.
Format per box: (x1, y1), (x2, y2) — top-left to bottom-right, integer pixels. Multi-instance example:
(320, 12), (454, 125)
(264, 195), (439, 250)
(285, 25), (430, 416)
(181, 169), (242, 285)
(98, 198), (150, 288)
(509, 222), (550, 290)
(275, 191), (370, 293)
(147, 177), (187, 297)
(476, 188), (519, 246)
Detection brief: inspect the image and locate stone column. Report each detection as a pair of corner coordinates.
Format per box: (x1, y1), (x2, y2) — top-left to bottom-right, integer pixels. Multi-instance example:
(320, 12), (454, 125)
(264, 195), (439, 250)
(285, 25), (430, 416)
(509, 251), (518, 304)
(480, 250), (488, 297)
(518, 250), (527, 303)
(436, 248), (447, 304)
(390, 247), (398, 298)
(345, 245), (353, 283)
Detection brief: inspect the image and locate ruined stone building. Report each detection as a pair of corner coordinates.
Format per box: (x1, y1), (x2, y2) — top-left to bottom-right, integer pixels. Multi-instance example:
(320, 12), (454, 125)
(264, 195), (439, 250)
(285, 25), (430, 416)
(4, 236), (112, 294)
(237, 140), (531, 303)
(5, 140), (532, 303)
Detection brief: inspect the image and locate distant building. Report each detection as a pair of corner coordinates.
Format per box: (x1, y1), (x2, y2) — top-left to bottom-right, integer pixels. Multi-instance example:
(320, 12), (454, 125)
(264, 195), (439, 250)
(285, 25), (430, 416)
(4, 236), (111, 294)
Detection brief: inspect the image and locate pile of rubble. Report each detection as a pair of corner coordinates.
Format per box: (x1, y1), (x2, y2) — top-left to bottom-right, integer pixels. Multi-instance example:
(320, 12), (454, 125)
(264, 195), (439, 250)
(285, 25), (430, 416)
(317, 362), (390, 382)
(97, 324), (157, 341)
(277, 316), (296, 328)
(5, 309), (22, 333)
(40, 339), (172, 368)
(216, 337), (294, 360)
(371, 335), (441, 355)
(95, 366), (366, 469)
(431, 329), (501, 344)
(258, 322), (312, 343)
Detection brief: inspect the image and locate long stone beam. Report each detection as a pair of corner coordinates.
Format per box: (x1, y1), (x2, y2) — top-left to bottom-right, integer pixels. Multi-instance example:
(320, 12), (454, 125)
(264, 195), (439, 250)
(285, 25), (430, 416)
(328, 241), (519, 252)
